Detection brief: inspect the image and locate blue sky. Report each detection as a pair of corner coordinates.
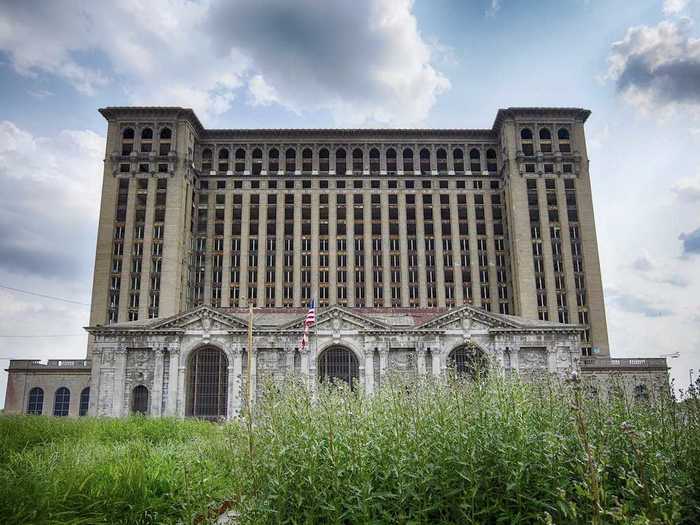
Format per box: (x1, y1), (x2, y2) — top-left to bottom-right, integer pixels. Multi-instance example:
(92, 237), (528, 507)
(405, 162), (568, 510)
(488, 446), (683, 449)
(1, 0), (699, 406)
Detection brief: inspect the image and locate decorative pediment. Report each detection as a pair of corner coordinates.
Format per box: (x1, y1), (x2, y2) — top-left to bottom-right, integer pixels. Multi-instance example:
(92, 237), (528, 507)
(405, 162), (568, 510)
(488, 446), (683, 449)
(415, 305), (519, 332)
(150, 306), (249, 331)
(280, 306), (390, 332)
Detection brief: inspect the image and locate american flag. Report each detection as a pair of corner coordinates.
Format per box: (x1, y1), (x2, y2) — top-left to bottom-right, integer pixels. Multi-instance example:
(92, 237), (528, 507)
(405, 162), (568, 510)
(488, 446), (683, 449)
(299, 299), (316, 351)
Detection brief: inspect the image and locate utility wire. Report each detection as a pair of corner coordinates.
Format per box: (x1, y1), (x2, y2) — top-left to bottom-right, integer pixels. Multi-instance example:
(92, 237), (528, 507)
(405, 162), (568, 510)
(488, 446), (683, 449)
(0, 284), (90, 307)
(0, 334), (86, 338)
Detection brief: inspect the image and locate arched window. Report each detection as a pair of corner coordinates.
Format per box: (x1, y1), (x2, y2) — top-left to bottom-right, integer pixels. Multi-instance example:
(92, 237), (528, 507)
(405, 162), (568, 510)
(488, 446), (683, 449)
(386, 148), (397, 173)
(369, 148), (380, 174)
(159, 128), (172, 155)
(402, 148), (414, 172)
(420, 148), (431, 174)
(302, 148), (313, 172)
(79, 387), (90, 416)
(218, 148), (230, 172)
(53, 387), (70, 416)
(318, 346), (359, 387)
(268, 148), (279, 173)
(539, 128), (552, 153)
(235, 148), (246, 173)
(131, 385), (149, 414)
(558, 128), (571, 153)
(634, 384), (649, 402)
(186, 346), (228, 419)
(122, 128), (135, 155)
(436, 148), (447, 173)
(469, 148), (481, 172)
(521, 128), (534, 156)
(448, 345), (488, 380)
(252, 148), (263, 175)
(140, 128), (153, 153)
(202, 148), (213, 172)
(486, 148), (497, 172)
(352, 148), (364, 173)
(453, 148), (464, 173)
(285, 147), (296, 173)
(335, 148), (347, 175)
(27, 387), (44, 415)
(319, 148), (330, 173)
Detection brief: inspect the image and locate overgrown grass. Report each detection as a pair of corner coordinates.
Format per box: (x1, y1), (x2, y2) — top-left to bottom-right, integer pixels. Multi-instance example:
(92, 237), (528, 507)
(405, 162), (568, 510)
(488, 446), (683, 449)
(1, 374), (699, 524)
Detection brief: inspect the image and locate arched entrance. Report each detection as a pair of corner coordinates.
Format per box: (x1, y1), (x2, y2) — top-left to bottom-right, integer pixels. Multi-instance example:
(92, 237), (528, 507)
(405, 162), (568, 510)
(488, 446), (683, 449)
(318, 346), (359, 387)
(131, 385), (149, 414)
(448, 343), (488, 380)
(186, 346), (228, 419)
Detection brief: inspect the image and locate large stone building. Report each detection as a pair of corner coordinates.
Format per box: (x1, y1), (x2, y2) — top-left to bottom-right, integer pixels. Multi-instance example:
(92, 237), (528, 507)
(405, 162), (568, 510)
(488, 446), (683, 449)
(3, 106), (668, 418)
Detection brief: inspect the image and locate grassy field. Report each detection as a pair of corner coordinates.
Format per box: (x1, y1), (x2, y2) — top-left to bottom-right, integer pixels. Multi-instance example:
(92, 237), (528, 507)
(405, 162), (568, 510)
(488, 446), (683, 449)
(1, 374), (699, 524)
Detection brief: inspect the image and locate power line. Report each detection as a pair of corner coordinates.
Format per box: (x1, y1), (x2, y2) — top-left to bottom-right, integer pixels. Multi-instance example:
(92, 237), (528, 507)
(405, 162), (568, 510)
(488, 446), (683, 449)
(0, 334), (86, 338)
(0, 284), (90, 307)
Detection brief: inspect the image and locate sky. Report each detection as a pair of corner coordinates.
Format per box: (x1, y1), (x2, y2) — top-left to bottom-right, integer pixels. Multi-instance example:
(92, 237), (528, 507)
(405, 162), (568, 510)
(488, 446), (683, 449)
(1, 0), (699, 407)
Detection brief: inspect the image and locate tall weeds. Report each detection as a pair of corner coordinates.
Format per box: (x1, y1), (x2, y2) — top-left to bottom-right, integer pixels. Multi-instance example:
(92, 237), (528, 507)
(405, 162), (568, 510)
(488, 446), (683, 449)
(1, 373), (698, 524)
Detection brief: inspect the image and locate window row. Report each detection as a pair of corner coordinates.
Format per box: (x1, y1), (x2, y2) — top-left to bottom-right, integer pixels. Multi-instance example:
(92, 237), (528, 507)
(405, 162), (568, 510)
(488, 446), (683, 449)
(520, 127), (571, 155)
(121, 127), (172, 155)
(26, 386), (90, 416)
(199, 146), (499, 175)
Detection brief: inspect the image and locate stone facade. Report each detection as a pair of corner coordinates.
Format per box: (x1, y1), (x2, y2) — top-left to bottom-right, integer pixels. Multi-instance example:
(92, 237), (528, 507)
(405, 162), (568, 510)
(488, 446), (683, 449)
(80, 304), (581, 418)
(2, 106), (669, 417)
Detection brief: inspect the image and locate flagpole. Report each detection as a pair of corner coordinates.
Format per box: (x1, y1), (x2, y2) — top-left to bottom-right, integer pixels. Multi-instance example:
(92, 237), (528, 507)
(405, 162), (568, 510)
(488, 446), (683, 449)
(246, 301), (253, 418)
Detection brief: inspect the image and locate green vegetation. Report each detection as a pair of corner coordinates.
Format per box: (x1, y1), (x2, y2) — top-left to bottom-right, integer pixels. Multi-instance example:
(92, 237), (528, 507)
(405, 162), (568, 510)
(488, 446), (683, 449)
(1, 374), (699, 524)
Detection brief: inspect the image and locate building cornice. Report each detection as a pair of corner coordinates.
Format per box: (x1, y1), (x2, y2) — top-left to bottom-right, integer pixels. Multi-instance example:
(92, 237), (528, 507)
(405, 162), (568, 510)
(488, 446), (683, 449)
(98, 106), (592, 140)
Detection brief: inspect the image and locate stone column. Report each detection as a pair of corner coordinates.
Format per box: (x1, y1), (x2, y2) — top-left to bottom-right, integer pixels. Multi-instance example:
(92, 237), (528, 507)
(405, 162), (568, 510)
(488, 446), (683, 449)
(166, 347), (180, 416)
(229, 345), (242, 418)
(293, 192), (302, 307)
(449, 191), (464, 304)
(483, 192), (500, 310)
(176, 361), (186, 419)
(88, 347), (102, 416)
(274, 190), (285, 306)
(138, 177), (157, 319)
(363, 190), (374, 305)
(511, 347), (520, 375)
(555, 178), (580, 320)
(536, 178), (558, 321)
(379, 346), (389, 382)
(547, 345), (557, 373)
(416, 346), (426, 375)
(221, 187), (232, 307)
(467, 192), (482, 308)
(150, 347), (164, 416)
(415, 194), (428, 307)
(118, 181), (136, 321)
(328, 190), (338, 305)
(311, 189), (320, 303)
(380, 188), (392, 306)
(364, 348), (375, 395)
(238, 191), (251, 305)
(433, 195), (446, 307)
(398, 192), (410, 307)
(300, 349), (310, 385)
(113, 346), (127, 417)
(256, 195), (268, 306)
(431, 346), (441, 377)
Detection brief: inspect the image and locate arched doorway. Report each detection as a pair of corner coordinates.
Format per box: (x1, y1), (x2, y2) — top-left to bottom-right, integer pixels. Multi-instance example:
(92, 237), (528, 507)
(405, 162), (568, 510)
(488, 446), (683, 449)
(186, 346), (228, 419)
(131, 385), (149, 414)
(448, 344), (488, 380)
(318, 346), (359, 387)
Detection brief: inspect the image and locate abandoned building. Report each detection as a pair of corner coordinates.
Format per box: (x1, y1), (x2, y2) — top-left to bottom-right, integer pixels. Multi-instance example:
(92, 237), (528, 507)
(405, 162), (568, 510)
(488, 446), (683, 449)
(3, 106), (669, 418)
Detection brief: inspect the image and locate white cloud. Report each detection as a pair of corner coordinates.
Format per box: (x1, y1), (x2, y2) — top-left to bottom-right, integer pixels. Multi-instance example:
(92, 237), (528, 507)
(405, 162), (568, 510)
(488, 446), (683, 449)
(663, 0), (691, 16)
(606, 17), (700, 114)
(248, 75), (280, 107)
(0, 120), (104, 408)
(672, 172), (700, 201)
(0, 0), (449, 125)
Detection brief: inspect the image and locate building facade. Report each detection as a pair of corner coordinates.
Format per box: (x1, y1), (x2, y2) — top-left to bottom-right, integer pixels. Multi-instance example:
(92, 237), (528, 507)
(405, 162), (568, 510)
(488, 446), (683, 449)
(3, 106), (668, 418)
